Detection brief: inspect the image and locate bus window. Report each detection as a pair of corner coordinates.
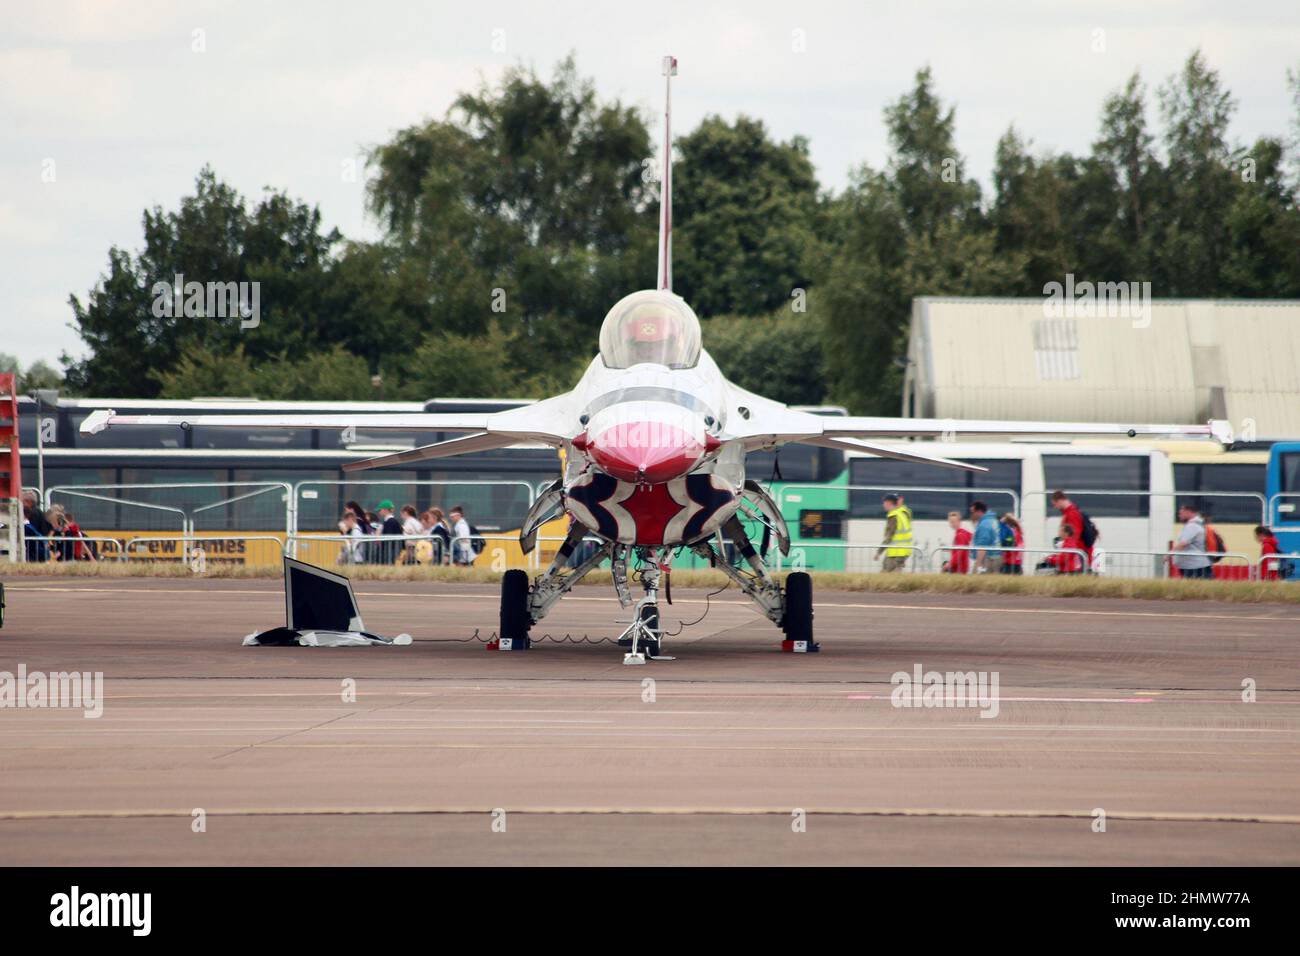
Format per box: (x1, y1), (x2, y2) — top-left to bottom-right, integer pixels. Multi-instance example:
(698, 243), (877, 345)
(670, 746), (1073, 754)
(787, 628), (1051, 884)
(746, 446), (844, 483)
(1280, 452), (1300, 493)
(1042, 455), (1149, 517)
(799, 509), (844, 539)
(191, 426), (313, 450)
(1173, 462), (1265, 524)
(848, 458), (1021, 519)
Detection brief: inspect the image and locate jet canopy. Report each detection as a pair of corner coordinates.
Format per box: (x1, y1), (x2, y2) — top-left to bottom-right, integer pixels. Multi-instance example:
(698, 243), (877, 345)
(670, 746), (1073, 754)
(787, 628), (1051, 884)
(598, 290), (702, 369)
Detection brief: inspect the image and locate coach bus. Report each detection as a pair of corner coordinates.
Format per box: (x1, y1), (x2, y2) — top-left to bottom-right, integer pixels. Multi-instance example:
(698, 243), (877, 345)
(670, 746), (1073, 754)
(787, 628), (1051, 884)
(19, 396), (1272, 575)
(775, 439), (1271, 576)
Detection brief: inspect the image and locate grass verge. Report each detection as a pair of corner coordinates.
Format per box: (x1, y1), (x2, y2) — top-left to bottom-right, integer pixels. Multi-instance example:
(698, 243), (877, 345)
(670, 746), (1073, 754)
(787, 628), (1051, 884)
(6, 561), (1300, 604)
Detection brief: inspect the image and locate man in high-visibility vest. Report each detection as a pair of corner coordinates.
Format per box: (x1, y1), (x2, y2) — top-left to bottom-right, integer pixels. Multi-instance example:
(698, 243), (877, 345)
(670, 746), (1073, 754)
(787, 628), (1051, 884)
(876, 493), (913, 572)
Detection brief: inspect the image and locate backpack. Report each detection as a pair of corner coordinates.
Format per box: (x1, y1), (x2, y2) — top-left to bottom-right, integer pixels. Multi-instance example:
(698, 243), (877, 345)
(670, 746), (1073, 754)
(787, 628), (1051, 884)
(468, 523), (486, 556)
(1204, 524), (1224, 564)
(1079, 513), (1099, 549)
(998, 521), (1017, 548)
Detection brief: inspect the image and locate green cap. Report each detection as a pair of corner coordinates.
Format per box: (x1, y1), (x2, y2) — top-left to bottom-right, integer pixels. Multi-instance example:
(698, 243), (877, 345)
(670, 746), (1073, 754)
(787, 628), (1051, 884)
(377, 499), (395, 511)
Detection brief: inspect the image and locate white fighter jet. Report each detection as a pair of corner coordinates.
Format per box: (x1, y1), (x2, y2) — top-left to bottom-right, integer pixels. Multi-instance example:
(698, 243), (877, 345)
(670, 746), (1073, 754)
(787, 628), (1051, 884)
(82, 56), (1226, 660)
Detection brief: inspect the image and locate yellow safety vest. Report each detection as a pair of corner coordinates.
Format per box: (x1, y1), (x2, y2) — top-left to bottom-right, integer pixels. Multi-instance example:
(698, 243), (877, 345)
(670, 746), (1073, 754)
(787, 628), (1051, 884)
(886, 506), (913, 557)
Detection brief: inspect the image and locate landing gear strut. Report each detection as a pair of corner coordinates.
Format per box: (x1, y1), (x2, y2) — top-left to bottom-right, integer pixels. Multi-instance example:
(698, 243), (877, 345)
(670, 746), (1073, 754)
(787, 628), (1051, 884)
(690, 516), (818, 652)
(616, 551), (674, 664)
(492, 521), (611, 651)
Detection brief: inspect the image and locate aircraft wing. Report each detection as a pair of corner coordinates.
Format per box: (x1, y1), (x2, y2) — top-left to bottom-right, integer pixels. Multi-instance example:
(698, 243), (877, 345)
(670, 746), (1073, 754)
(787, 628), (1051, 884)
(721, 385), (1230, 449)
(79, 409), (494, 435)
(821, 417), (1230, 442)
(79, 393), (582, 449)
(803, 435), (988, 473)
(342, 431), (544, 472)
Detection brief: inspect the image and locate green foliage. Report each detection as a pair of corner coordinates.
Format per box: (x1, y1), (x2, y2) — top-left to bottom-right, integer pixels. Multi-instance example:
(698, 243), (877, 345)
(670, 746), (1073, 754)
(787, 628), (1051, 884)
(703, 308), (826, 406)
(0, 354), (64, 393)
(156, 344), (375, 401)
(673, 115), (821, 316)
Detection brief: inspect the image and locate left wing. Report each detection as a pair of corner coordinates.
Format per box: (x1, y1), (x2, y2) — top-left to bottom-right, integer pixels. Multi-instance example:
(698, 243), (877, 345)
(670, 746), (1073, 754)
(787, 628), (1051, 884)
(720, 382), (1229, 473)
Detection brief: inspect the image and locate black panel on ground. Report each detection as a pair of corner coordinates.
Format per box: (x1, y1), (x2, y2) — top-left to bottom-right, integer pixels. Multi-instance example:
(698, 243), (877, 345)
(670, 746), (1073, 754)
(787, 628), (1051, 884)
(285, 558), (360, 632)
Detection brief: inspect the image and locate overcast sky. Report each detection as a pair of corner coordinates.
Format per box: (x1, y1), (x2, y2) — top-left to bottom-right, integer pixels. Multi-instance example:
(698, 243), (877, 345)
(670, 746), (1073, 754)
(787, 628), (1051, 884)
(3, 0), (1298, 370)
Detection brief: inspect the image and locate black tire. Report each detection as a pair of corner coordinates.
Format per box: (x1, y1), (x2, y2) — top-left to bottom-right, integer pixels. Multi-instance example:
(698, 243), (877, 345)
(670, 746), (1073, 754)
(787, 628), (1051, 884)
(500, 569), (532, 642)
(782, 572), (813, 643)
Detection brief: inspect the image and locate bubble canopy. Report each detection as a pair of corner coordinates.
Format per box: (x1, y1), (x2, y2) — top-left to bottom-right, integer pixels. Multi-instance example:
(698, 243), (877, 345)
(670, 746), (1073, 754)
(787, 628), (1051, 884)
(598, 290), (702, 370)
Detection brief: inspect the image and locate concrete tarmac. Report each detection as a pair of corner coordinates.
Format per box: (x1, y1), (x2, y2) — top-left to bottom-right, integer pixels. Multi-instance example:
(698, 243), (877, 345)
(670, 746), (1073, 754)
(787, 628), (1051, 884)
(1, 576), (1297, 865)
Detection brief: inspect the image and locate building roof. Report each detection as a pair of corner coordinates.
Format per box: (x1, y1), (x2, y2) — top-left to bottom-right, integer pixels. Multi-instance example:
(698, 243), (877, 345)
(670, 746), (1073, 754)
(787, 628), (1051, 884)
(904, 297), (1300, 438)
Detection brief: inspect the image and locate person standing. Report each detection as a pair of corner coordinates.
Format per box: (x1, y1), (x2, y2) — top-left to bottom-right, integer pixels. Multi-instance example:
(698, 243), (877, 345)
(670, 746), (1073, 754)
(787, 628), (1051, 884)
(399, 504), (423, 565)
(946, 511), (972, 574)
(875, 493), (913, 572)
(426, 507), (451, 564)
(21, 491), (52, 563)
(1049, 490), (1091, 574)
(1256, 525), (1284, 581)
(999, 513), (1024, 574)
(449, 506), (474, 566)
(1172, 503), (1213, 580)
(969, 500), (1002, 573)
(376, 500), (403, 565)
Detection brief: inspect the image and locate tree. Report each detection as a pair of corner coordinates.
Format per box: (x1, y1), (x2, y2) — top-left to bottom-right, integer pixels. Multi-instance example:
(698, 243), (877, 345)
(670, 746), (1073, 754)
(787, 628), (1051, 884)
(702, 309), (826, 406)
(0, 354), (64, 393)
(1155, 51), (1239, 294)
(64, 168), (344, 396)
(672, 115), (821, 317)
(155, 344), (375, 401)
(366, 55), (657, 382)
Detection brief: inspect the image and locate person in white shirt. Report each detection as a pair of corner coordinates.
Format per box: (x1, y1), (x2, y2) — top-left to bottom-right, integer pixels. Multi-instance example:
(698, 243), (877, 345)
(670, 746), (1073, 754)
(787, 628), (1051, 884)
(399, 504), (423, 564)
(337, 511), (365, 565)
(449, 506), (474, 565)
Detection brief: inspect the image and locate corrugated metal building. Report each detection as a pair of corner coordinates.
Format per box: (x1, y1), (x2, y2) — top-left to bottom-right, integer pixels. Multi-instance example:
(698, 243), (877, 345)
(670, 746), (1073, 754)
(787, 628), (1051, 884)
(902, 297), (1300, 437)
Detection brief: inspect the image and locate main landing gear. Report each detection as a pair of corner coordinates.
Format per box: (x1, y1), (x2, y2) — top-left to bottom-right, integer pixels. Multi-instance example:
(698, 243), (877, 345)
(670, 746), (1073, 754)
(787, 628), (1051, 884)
(493, 516), (817, 658)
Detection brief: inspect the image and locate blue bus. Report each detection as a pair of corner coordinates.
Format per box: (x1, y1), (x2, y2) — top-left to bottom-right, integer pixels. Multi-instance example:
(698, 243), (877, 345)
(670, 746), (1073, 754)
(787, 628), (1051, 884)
(1267, 442), (1300, 576)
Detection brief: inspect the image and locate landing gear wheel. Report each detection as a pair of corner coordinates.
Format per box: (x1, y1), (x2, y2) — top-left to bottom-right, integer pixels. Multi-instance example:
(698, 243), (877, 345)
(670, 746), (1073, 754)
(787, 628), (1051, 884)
(499, 569), (532, 649)
(781, 571), (818, 652)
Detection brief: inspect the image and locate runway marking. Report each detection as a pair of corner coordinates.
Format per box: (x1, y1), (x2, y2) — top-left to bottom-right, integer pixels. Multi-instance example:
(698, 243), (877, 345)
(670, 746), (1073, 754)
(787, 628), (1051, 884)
(1, 805), (1297, 825)
(6, 584), (1296, 622)
(848, 694), (1156, 703)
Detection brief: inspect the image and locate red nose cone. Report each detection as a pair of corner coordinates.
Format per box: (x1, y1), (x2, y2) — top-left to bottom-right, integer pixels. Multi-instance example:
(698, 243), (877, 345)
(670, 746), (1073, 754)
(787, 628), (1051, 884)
(588, 421), (704, 483)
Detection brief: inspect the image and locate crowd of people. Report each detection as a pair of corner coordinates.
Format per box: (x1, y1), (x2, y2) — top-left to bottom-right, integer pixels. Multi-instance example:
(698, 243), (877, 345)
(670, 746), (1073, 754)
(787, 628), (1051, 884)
(335, 499), (483, 566)
(20, 490), (97, 563)
(875, 489), (1290, 579)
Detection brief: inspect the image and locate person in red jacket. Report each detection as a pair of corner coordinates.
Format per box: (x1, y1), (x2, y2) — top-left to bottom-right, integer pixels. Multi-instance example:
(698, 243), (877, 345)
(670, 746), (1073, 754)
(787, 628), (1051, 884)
(1256, 525), (1284, 581)
(945, 510), (972, 574)
(1049, 490), (1090, 574)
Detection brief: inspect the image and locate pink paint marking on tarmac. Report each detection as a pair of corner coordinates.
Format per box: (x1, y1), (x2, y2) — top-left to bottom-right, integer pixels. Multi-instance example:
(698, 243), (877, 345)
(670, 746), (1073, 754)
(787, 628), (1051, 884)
(847, 695), (1155, 703)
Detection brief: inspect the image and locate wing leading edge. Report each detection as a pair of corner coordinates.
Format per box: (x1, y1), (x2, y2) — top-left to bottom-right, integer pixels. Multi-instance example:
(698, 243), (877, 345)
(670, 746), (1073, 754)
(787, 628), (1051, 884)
(79, 395), (582, 473)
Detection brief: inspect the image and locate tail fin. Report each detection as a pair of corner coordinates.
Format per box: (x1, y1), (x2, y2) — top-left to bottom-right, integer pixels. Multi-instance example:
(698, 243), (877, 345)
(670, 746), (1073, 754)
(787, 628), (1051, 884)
(657, 55), (677, 292)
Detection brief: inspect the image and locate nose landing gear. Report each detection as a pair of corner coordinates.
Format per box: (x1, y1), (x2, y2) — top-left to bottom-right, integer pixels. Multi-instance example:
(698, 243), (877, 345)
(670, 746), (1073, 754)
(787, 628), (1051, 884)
(617, 558), (674, 664)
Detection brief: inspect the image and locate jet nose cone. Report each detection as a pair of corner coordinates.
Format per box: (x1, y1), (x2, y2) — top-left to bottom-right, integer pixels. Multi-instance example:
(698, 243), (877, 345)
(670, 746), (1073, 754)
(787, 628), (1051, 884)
(588, 420), (704, 483)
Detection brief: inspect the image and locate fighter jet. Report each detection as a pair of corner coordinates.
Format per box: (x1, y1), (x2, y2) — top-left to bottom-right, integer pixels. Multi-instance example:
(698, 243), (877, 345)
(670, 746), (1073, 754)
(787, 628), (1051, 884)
(82, 56), (1226, 661)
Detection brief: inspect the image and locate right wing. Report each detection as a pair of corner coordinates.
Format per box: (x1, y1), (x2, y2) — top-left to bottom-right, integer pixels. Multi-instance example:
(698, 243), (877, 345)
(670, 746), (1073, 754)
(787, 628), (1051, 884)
(79, 409), (493, 435)
(74, 390), (574, 447)
(342, 432), (539, 472)
(79, 393), (583, 458)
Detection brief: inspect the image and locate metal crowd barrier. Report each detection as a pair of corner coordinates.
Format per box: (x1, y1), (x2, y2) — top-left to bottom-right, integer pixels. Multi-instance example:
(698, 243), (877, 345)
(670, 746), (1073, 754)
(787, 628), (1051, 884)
(123, 534), (287, 566)
(1257, 553), (1300, 582)
(928, 544), (1090, 575)
(19, 534), (126, 562)
(1089, 548), (1252, 580)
